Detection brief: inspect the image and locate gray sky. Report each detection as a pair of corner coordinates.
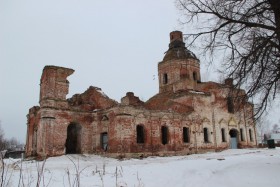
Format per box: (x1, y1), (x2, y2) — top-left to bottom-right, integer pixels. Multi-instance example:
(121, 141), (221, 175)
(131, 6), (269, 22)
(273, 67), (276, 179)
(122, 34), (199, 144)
(0, 0), (185, 142)
(0, 0), (278, 143)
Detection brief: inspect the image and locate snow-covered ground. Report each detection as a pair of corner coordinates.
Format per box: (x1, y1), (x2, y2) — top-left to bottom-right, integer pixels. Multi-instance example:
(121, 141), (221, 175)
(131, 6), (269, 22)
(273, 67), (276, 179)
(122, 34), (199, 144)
(3, 148), (280, 187)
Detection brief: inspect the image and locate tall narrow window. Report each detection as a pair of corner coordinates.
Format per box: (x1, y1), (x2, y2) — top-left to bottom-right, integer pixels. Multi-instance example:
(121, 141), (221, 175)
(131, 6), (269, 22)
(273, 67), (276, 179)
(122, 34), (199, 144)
(203, 128), (209, 143)
(136, 125), (144, 143)
(161, 126), (168, 145)
(249, 129), (253, 142)
(163, 73), (168, 84)
(221, 128), (226, 142)
(183, 127), (190, 143)
(100, 132), (108, 151)
(240, 128), (244, 141)
(227, 97), (234, 113)
(193, 72), (197, 81)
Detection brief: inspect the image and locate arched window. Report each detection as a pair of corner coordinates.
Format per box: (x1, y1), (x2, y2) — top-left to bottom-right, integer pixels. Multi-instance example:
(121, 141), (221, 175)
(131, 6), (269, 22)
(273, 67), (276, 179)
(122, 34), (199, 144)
(193, 72), (197, 81)
(240, 128), (244, 141)
(101, 132), (108, 151)
(161, 126), (168, 145)
(163, 73), (168, 84)
(249, 129), (253, 142)
(221, 128), (226, 142)
(183, 127), (190, 143)
(203, 127), (209, 143)
(136, 125), (144, 143)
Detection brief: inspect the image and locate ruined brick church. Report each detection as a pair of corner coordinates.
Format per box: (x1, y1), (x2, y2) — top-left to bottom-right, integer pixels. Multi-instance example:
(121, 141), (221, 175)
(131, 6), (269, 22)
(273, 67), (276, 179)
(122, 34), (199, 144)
(26, 31), (257, 158)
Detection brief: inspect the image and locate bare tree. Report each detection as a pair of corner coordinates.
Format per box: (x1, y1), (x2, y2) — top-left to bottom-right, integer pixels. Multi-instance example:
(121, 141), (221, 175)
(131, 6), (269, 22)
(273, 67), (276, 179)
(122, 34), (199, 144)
(0, 121), (22, 151)
(5, 137), (22, 151)
(256, 116), (272, 144)
(272, 124), (280, 133)
(176, 0), (280, 119)
(0, 121), (7, 151)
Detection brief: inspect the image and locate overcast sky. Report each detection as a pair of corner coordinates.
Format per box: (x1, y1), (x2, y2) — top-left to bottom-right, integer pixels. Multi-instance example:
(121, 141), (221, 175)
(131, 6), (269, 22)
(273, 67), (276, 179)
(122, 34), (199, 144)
(0, 0), (278, 143)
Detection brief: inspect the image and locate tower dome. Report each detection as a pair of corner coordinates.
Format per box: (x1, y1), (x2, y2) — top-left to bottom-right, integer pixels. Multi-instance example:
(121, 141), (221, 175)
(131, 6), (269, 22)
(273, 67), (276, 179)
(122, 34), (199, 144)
(158, 31), (201, 93)
(163, 31), (197, 62)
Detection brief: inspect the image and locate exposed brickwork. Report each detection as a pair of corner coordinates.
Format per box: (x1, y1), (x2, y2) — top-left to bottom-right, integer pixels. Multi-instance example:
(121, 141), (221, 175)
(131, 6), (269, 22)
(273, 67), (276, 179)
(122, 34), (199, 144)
(38, 66), (74, 110)
(121, 92), (144, 107)
(68, 86), (118, 111)
(26, 31), (257, 158)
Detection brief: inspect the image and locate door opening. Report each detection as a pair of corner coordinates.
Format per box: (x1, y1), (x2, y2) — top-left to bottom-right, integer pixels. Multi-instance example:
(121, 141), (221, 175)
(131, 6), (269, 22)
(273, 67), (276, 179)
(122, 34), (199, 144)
(65, 123), (82, 154)
(229, 129), (238, 149)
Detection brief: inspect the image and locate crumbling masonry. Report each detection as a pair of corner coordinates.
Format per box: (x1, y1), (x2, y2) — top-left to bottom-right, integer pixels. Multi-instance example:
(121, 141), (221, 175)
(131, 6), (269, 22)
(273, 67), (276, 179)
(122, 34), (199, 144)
(26, 31), (257, 158)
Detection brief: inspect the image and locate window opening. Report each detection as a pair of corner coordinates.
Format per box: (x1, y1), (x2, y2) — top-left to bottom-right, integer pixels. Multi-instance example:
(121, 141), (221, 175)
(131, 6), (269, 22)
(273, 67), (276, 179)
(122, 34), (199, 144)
(203, 127), (209, 143)
(249, 129), (253, 142)
(221, 128), (226, 142)
(240, 128), (244, 141)
(193, 72), (197, 81)
(183, 127), (190, 143)
(163, 73), (168, 84)
(136, 125), (145, 143)
(161, 126), (168, 145)
(101, 132), (108, 151)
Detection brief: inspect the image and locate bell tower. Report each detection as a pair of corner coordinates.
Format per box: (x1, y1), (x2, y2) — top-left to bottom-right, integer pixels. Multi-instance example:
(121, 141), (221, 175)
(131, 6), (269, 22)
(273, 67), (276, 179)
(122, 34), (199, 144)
(39, 66), (74, 109)
(158, 31), (201, 93)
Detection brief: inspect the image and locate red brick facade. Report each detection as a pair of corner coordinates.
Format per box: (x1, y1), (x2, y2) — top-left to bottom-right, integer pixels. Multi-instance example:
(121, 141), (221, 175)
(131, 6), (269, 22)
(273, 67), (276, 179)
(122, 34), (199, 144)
(26, 31), (257, 158)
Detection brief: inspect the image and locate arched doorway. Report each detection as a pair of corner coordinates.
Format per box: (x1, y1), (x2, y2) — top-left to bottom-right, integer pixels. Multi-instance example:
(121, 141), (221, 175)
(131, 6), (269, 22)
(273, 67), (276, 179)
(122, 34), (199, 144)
(65, 123), (82, 154)
(229, 129), (238, 149)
